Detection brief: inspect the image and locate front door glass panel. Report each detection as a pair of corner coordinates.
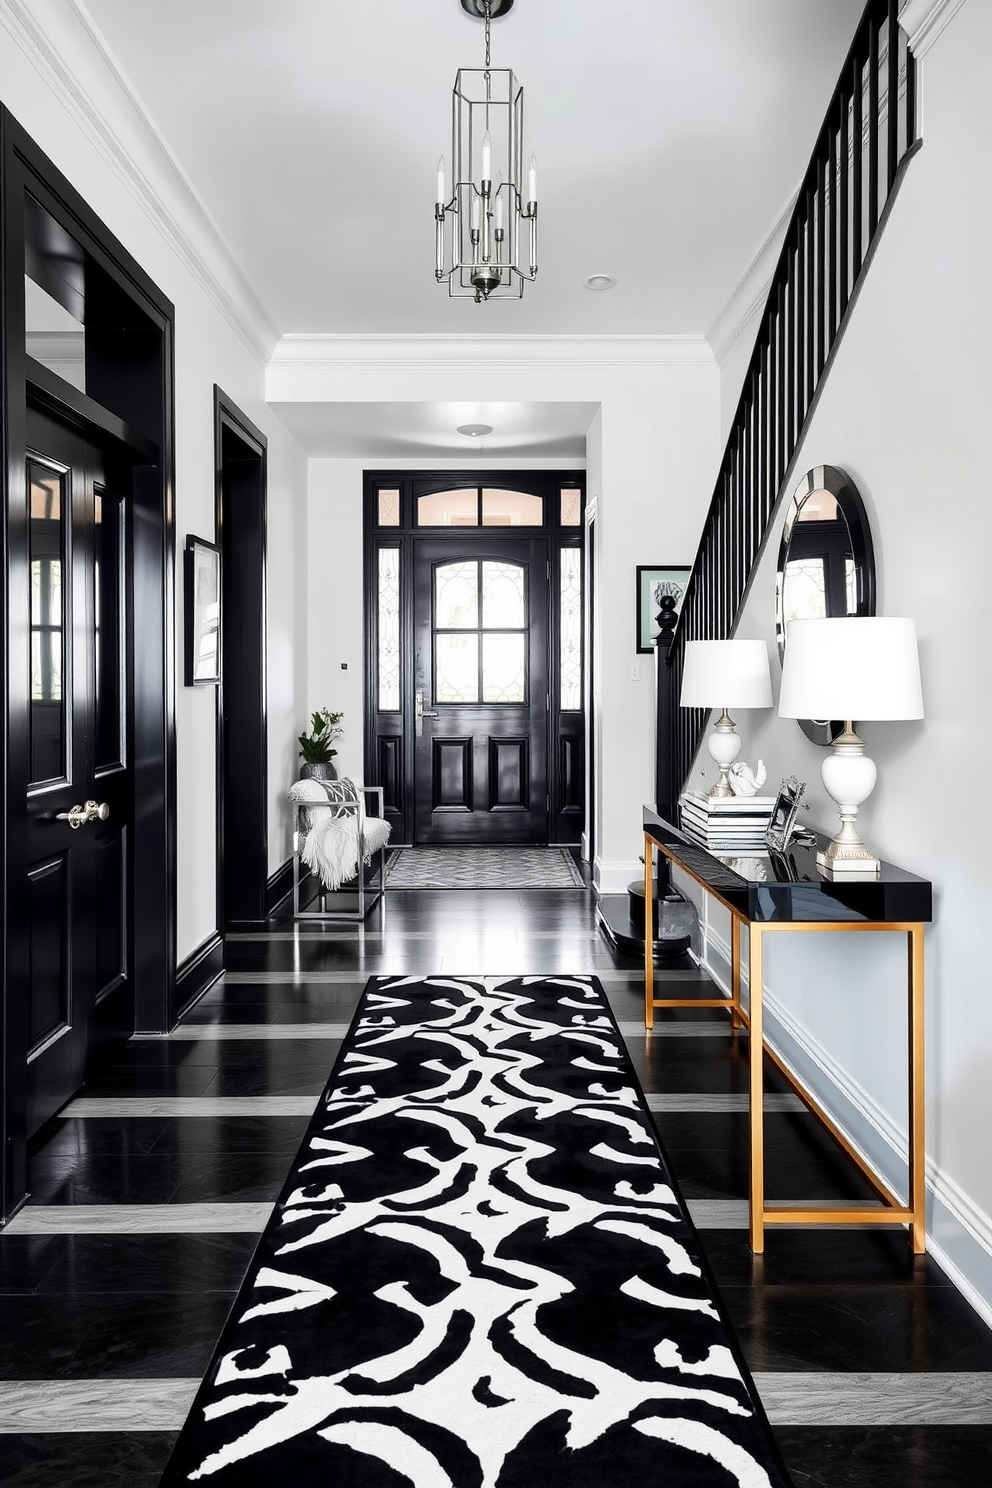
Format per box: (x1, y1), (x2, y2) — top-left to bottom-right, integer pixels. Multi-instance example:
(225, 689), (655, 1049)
(94, 487), (125, 769)
(28, 461), (68, 785)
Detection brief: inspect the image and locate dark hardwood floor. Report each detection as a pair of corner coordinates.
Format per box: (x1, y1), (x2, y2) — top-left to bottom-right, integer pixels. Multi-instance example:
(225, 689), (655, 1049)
(1, 878), (990, 1485)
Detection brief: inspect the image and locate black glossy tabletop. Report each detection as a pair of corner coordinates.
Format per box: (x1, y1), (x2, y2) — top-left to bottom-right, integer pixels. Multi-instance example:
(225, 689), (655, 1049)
(643, 806), (933, 924)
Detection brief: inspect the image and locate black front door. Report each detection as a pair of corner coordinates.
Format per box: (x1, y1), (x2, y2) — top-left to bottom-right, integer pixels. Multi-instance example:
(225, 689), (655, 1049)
(413, 538), (549, 844)
(24, 407), (132, 1134)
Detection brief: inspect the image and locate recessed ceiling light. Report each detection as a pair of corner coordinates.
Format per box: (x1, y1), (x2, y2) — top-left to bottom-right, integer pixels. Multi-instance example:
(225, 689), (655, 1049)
(456, 423), (493, 437)
(583, 273), (616, 291)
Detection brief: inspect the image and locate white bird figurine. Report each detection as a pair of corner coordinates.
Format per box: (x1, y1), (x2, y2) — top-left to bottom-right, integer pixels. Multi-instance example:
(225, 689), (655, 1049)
(728, 759), (767, 797)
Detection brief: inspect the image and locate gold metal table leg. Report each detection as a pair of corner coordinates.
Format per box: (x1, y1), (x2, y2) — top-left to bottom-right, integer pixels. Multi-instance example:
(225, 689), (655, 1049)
(643, 836), (654, 1030)
(730, 915), (741, 1032)
(748, 922), (765, 1253)
(909, 922), (926, 1253)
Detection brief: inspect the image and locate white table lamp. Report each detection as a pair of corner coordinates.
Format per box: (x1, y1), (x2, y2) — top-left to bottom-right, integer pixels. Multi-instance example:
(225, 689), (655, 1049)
(680, 639), (773, 798)
(779, 617), (923, 876)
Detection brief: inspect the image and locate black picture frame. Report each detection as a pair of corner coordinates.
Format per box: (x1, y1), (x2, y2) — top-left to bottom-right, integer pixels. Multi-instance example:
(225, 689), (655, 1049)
(764, 775), (807, 853)
(184, 534), (221, 686)
(636, 564), (691, 654)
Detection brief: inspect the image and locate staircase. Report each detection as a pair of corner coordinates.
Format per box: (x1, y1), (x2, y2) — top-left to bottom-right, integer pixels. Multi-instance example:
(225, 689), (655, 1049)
(656, 0), (920, 808)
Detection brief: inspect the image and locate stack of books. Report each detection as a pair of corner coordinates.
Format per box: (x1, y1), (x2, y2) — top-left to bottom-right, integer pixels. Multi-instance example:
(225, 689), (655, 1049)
(679, 791), (776, 851)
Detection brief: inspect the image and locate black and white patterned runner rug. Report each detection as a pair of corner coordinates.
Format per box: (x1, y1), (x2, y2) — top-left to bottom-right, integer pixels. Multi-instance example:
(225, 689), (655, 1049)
(160, 976), (790, 1488)
(385, 847), (586, 890)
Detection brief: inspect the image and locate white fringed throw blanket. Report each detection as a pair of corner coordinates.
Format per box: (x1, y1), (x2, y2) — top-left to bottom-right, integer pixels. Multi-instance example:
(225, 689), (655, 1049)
(289, 778), (391, 891)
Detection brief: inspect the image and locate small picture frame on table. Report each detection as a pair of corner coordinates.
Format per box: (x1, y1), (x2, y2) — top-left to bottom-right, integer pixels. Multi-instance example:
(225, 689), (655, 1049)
(184, 535), (221, 686)
(636, 565), (691, 654)
(764, 775), (807, 853)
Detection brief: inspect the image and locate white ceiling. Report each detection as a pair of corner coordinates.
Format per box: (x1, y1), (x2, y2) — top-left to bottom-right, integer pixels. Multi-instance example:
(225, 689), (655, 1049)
(269, 400), (598, 460)
(83, 0), (865, 338)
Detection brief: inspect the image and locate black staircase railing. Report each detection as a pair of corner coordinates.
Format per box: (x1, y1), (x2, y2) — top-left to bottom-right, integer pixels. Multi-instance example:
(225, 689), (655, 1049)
(657, 0), (920, 810)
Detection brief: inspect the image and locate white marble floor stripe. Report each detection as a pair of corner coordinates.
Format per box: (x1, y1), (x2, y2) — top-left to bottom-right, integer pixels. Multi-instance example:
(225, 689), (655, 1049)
(215, 968), (709, 986)
(4, 1202), (272, 1234)
(136, 1024), (351, 1041)
(227, 930), (604, 942)
(687, 1198), (888, 1228)
(220, 971), (367, 985)
(63, 1095), (318, 1118)
(646, 1092), (804, 1112)
(4, 1372), (989, 1433)
(622, 1023), (731, 1038)
(753, 1372), (992, 1426)
(0, 1379), (200, 1432)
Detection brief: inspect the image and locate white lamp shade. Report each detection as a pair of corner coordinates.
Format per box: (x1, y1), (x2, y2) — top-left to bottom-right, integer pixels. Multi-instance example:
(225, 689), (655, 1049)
(679, 639), (773, 709)
(779, 617), (924, 721)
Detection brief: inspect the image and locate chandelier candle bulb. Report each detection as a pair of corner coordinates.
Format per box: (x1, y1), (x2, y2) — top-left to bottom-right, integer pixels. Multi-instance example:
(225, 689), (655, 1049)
(481, 130), (492, 184)
(437, 156), (446, 206)
(528, 152), (538, 204)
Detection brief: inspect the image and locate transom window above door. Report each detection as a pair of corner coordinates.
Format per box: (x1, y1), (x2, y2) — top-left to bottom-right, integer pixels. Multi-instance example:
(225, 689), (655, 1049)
(434, 559), (527, 704)
(417, 487), (544, 527)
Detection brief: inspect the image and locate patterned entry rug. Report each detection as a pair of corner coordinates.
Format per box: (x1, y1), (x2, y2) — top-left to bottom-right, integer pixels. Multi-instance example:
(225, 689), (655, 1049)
(161, 975), (790, 1488)
(386, 846), (586, 890)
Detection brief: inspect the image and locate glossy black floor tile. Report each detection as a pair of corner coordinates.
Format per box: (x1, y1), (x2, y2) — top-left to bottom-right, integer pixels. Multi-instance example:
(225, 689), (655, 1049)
(698, 1227), (955, 1290)
(4, 882), (991, 1485)
(26, 1151), (186, 1206)
(145, 1114), (312, 1156)
(774, 1426), (992, 1487)
(658, 1111), (884, 1204)
(30, 1232), (257, 1295)
(720, 1282), (992, 1373)
(0, 1432), (177, 1488)
(61, 1290), (239, 1378)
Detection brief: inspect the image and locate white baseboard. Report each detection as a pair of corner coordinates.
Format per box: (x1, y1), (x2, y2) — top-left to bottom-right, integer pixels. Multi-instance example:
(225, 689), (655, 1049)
(594, 858), (643, 896)
(699, 924), (992, 1331)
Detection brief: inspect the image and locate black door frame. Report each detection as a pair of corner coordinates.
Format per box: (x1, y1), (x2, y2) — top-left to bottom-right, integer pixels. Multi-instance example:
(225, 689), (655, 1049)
(362, 470), (586, 847)
(1, 109), (176, 1222)
(214, 389), (268, 929)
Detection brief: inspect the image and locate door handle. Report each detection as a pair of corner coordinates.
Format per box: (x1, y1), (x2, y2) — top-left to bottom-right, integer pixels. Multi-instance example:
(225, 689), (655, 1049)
(415, 689), (439, 737)
(56, 799), (111, 830)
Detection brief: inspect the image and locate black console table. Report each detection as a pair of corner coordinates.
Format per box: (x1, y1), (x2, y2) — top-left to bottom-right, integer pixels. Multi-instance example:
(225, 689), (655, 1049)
(642, 806), (932, 1254)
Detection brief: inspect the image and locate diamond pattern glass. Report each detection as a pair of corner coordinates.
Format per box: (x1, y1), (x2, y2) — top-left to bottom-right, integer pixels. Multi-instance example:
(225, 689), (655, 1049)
(560, 488), (582, 526)
(377, 488), (400, 526)
(435, 561), (479, 629)
(482, 561), (524, 628)
(482, 633), (525, 703)
(378, 547), (401, 711)
(560, 547), (582, 711)
(782, 557), (826, 623)
(436, 634), (479, 703)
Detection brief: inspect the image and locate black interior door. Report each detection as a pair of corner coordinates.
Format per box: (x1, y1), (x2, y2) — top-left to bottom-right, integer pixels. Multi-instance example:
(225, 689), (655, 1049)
(24, 407), (132, 1134)
(413, 537), (549, 844)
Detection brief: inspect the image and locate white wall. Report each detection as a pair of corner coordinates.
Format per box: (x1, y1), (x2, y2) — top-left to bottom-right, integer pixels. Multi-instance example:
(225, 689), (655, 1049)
(271, 339), (721, 884)
(701, 1), (992, 1318)
(0, 5), (310, 959)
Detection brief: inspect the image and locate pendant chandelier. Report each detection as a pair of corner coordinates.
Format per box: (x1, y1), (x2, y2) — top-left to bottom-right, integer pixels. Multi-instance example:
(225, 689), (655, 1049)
(435, 0), (538, 302)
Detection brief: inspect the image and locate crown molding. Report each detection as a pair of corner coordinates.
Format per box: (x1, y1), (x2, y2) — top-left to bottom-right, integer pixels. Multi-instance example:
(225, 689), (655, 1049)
(0, 0), (279, 365)
(899, 0), (970, 57)
(268, 334), (715, 376)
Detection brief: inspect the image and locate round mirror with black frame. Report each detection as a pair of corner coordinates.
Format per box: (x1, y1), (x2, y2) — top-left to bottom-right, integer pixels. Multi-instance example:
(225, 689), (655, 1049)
(775, 464), (875, 745)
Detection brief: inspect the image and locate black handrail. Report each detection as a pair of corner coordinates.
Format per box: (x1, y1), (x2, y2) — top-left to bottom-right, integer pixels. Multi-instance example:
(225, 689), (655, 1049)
(659, 0), (919, 809)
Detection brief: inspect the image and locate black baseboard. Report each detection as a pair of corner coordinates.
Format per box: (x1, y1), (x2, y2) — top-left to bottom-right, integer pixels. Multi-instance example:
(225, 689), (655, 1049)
(266, 857), (294, 916)
(174, 932), (224, 1020)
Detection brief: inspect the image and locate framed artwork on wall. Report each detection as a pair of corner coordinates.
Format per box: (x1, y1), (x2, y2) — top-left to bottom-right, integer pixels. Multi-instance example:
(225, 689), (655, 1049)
(184, 534), (221, 685)
(636, 565), (691, 653)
